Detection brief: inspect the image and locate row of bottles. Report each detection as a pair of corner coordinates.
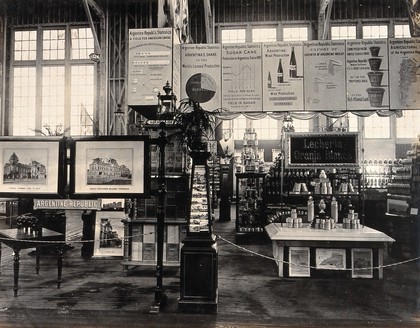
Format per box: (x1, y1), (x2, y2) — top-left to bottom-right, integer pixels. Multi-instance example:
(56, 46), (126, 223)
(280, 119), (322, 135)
(267, 47), (297, 87)
(266, 167), (360, 196)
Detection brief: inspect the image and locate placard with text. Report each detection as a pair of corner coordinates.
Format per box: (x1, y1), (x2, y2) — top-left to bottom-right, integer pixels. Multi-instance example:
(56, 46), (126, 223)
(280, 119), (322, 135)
(346, 39), (389, 110)
(262, 42), (304, 111)
(389, 38), (420, 110)
(303, 40), (347, 111)
(221, 43), (263, 112)
(181, 44), (222, 111)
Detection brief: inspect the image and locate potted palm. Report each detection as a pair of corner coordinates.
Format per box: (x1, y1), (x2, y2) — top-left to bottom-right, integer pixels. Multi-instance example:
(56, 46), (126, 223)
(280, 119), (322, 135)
(172, 98), (220, 152)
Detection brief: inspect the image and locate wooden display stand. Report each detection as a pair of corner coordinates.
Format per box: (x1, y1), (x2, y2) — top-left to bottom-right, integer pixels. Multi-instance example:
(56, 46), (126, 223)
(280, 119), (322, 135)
(266, 223), (394, 279)
(219, 163), (233, 221)
(121, 219), (187, 273)
(179, 150), (218, 314)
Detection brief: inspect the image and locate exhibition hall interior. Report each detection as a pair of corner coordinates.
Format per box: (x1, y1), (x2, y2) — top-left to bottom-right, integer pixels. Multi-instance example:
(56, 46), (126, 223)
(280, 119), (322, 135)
(0, 0), (419, 327)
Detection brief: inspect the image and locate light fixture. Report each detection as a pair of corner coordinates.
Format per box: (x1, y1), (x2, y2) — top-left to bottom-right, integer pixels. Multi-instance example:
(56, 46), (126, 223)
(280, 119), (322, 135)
(157, 81), (177, 117)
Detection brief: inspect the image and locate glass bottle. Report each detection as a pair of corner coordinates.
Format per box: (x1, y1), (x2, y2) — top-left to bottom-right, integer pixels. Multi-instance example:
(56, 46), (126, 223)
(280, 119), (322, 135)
(289, 46), (297, 78)
(277, 58), (284, 84)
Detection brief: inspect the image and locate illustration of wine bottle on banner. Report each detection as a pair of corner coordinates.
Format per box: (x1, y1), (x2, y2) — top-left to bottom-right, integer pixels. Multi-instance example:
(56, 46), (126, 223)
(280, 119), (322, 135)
(289, 47), (297, 78)
(262, 41), (304, 111)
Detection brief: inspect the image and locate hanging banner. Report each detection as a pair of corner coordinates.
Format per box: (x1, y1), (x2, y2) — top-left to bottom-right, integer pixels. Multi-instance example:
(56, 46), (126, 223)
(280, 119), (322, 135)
(262, 42), (304, 111)
(127, 28), (174, 106)
(172, 41), (182, 103)
(180, 44), (222, 111)
(221, 43), (263, 112)
(389, 38), (420, 110)
(303, 40), (347, 111)
(346, 39), (389, 110)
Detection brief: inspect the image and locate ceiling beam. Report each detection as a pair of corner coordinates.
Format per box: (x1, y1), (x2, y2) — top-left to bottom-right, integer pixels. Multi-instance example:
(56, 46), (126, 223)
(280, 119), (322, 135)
(204, 0), (214, 43)
(86, 0), (104, 18)
(82, 0), (102, 54)
(318, 0), (334, 40)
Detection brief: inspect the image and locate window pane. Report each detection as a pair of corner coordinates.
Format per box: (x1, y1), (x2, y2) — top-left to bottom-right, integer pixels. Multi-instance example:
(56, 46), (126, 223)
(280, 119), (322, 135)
(253, 117), (278, 139)
(14, 30), (37, 61)
(394, 24), (410, 38)
(364, 115), (390, 138)
(283, 27), (308, 41)
(347, 113), (358, 132)
(362, 25), (388, 39)
(252, 28), (276, 42)
(43, 29), (66, 60)
(71, 27), (94, 59)
(71, 65), (95, 135)
(331, 26), (357, 40)
(221, 29), (246, 43)
(292, 118), (310, 132)
(396, 110), (420, 139)
(12, 67), (37, 135)
(42, 66), (65, 134)
(233, 116), (247, 139)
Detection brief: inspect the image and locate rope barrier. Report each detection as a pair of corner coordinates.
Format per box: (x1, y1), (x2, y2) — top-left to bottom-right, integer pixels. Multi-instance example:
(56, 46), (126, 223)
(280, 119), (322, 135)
(2, 229), (419, 272)
(0, 231), (155, 245)
(216, 234), (420, 272)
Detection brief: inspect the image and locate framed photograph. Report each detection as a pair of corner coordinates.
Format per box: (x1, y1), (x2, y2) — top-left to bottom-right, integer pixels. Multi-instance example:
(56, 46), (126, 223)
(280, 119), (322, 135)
(284, 132), (360, 168)
(70, 136), (150, 197)
(352, 248), (373, 278)
(101, 198), (125, 211)
(316, 248), (346, 271)
(289, 247), (310, 277)
(0, 137), (66, 197)
(93, 211), (126, 257)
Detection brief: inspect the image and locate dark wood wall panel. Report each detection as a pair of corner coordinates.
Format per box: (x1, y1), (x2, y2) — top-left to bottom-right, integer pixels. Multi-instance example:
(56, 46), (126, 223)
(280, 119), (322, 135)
(215, 0), (317, 23)
(331, 0), (408, 21)
(215, 0), (407, 24)
(5, 0), (88, 26)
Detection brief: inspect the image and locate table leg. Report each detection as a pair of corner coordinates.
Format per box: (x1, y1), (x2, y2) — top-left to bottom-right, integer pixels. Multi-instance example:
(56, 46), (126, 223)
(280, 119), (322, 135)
(13, 248), (20, 297)
(35, 247), (40, 274)
(57, 246), (63, 289)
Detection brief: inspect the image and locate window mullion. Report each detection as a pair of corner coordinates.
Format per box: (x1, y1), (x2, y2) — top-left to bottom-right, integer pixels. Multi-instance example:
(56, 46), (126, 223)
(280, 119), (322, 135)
(65, 25), (71, 133)
(35, 26), (43, 132)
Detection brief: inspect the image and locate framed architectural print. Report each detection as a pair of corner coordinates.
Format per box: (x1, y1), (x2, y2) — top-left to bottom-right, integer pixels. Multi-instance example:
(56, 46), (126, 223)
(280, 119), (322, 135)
(352, 248), (373, 278)
(70, 136), (150, 197)
(315, 248), (346, 271)
(93, 210), (126, 257)
(289, 247), (310, 277)
(0, 137), (66, 197)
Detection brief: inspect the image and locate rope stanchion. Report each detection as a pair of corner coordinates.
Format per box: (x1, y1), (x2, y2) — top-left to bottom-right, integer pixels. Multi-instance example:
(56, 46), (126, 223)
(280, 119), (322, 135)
(216, 234), (420, 272)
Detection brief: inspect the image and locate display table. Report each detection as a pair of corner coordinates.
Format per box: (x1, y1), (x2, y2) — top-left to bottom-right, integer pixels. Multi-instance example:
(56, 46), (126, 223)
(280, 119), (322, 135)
(0, 228), (65, 296)
(265, 223), (394, 279)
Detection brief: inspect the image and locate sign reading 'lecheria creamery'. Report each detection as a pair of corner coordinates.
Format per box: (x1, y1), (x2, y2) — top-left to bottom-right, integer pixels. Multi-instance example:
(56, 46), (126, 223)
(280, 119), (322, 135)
(285, 132), (359, 167)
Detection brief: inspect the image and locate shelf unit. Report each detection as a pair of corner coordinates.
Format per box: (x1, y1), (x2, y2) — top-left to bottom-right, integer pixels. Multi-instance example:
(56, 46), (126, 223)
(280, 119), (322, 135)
(266, 165), (363, 225)
(235, 172), (267, 243)
(383, 138), (420, 260)
(121, 125), (189, 272)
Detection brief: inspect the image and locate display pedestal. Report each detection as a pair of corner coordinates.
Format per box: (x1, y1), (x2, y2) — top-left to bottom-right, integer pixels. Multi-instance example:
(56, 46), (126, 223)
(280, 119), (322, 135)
(179, 233), (218, 314)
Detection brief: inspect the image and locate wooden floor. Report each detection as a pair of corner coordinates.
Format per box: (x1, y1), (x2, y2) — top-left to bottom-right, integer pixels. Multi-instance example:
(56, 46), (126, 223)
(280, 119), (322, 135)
(0, 209), (419, 328)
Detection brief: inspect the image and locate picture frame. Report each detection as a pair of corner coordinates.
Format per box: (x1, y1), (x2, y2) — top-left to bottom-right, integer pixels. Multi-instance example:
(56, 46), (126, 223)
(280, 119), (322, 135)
(0, 137), (66, 197)
(93, 211), (126, 257)
(284, 132), (360, 168)
(352, 248), (373, 278)
(70, 136), (150, 197)
(289, 247), (310, 277)
(101, 198), (125, 211)
(315, 248), (346, 271)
